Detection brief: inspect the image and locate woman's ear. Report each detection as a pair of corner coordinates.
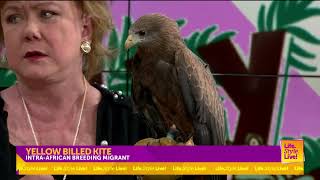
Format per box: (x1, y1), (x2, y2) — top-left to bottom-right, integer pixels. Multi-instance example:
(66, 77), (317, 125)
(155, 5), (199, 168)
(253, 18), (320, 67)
(81, 14), (93, 41)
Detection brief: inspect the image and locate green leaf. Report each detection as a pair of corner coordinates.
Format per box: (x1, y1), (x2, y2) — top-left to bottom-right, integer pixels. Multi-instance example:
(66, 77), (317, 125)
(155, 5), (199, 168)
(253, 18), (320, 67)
(281, 8), (320, 27)
(286, 26), (320, 44)
(301, 7), (320, 20)
(299, 0), (313, 10)
(197, 25), (218, 47)
(265, 0), (319, 29)
(266, 0), (278, 31)
(128, 46), (137, 60)
(287, 0), (299, 11)
(290, 40), (316, 59)
(304, 7), (320, 16)
(117, 16), (132, 70)
(108, 73), (128, 82)
(107, 29), (119, 70)
(0, 68), (16, 87)
(109, 82), (131, 93)
(223, 110), (230, 141)
(108, 80), (126, 88)
(288, 54), (317, 72)
(184, 39), (188, 45)
(276, 0), (290, 28)
(176, 19), (186, 28)
(303, 136), (320, 158)
(258, 4), (266, 32)
(211, 31), (236, 44)
(303, 143), (314, 174)
(186, 31), (200, 53)
(303, 136), (320, 173)
(108, 29), (119, 50)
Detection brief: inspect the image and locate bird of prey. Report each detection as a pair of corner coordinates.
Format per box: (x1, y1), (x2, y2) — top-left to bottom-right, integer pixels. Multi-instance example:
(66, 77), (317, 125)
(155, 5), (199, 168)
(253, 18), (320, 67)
(125, 14), (225, 146)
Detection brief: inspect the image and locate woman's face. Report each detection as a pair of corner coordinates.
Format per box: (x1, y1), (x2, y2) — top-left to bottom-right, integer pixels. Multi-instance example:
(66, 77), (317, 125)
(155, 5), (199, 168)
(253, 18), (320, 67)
(1, 1), (91, 81)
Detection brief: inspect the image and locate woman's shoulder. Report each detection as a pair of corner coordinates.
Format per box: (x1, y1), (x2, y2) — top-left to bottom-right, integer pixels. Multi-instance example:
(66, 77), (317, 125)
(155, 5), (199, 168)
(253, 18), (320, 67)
(93, 83), (132, 110)
(0, 84), (22, 104)
(92, 83), (147, 145)
(0, 86), (15, 112)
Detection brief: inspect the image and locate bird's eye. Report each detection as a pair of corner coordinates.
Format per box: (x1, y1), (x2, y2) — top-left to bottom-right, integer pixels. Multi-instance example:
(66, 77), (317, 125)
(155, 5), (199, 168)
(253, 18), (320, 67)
(137, 31), (146, 36)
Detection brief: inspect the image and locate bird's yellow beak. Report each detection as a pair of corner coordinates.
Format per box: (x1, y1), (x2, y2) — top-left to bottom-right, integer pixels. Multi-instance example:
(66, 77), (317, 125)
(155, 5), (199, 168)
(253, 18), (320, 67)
(125, 34), (136, 50)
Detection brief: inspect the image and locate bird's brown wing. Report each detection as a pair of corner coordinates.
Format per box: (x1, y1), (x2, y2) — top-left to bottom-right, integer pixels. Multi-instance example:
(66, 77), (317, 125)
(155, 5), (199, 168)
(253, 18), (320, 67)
(175, 47), (225, 145)
(131, 55), (169, 139)
(131, 53), (195, 142)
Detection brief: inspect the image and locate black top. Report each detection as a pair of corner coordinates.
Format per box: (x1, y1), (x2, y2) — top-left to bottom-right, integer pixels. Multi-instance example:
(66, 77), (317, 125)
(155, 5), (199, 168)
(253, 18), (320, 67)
(0, 84), (150, 180)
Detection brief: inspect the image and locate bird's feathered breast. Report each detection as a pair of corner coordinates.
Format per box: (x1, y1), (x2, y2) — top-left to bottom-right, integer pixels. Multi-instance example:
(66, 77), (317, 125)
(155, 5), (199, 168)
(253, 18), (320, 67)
(131, 52), (195, 142)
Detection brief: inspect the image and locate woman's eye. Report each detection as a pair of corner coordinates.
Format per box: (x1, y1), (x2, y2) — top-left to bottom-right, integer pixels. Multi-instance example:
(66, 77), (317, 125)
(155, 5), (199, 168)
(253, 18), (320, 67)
(6, 14), (23, 24)
(40, 10), (57, 19)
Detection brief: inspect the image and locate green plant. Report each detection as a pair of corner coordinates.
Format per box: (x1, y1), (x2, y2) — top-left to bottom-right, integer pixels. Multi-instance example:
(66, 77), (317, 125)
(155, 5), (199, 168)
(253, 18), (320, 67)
(179, 18), (236, 57)
(105, 16), (135, 95)
(0, 68), (16, 87)
(257, 0), (320, 145)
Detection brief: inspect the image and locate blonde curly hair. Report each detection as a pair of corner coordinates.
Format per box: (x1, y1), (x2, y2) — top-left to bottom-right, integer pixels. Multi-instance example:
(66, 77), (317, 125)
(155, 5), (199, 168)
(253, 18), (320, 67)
(0, 1), (113, 81)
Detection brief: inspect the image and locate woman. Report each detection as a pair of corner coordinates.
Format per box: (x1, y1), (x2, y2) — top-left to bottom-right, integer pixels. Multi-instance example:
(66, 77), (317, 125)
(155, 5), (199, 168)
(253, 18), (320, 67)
(0, 1), (149, 180)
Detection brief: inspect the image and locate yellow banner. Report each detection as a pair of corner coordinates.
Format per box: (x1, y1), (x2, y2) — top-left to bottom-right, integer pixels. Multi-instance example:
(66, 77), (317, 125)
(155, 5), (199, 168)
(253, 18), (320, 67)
(17, 156), (304, 175)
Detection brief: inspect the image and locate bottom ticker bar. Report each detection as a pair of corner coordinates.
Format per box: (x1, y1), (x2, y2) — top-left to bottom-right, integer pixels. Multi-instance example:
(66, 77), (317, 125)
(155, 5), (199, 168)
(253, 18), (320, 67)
(17, 157), (304, 175)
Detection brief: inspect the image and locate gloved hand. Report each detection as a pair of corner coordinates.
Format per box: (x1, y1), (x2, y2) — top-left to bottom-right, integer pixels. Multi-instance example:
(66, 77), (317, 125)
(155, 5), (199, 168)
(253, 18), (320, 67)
(134, 125), (193, 180)
(135, 136), (194, 146)
(135, 125), (194, 146)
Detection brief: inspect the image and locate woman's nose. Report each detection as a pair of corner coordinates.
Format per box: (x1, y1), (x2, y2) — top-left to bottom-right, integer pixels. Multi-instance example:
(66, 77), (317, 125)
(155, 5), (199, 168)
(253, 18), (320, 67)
(23, 20), (42, 41)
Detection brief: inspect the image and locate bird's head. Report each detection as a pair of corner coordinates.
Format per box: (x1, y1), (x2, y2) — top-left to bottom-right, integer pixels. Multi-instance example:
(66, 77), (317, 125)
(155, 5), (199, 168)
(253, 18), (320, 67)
(125, 14), (181, 50)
